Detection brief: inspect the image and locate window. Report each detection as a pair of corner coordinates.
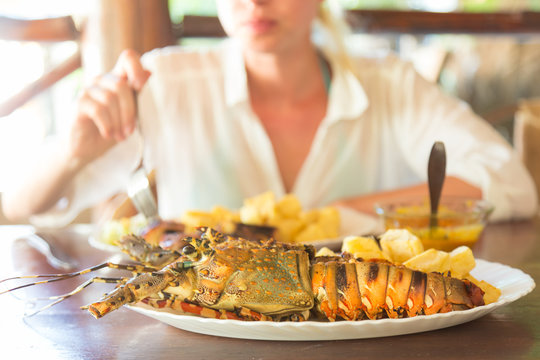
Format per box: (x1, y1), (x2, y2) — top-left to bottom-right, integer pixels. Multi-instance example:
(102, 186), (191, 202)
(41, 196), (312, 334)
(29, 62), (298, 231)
(0, 1), (88, 191)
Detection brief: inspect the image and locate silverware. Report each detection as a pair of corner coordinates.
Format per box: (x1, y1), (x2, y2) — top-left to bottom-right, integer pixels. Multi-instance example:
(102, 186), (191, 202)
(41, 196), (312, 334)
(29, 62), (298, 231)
(427, 141), (447, 229)
(127, 168), (159, 221)
(128, 91), (160, 221)
(24, 232), (79, 271)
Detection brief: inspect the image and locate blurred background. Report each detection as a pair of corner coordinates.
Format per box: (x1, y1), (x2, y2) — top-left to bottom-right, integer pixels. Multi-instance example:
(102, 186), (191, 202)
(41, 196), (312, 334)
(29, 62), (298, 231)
(0, 0), (539, 224)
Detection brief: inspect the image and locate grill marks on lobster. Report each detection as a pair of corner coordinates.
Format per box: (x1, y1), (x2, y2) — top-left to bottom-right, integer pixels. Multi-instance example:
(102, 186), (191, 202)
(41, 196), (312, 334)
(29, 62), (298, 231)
(0, 227), (484, 321)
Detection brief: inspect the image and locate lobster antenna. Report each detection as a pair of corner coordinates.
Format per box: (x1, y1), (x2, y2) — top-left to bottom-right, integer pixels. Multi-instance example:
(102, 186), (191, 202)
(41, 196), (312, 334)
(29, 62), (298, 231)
(0, 262), (156, 295)
(24, 277), (127, 317)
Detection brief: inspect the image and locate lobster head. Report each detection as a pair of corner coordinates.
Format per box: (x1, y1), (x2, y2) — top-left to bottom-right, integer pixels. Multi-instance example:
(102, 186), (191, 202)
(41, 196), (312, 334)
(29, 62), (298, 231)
(170, 227), (316, 318)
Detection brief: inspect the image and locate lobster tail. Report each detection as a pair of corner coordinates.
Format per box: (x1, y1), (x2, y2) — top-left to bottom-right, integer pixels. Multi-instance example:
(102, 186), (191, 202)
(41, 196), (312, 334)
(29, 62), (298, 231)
(311, 257), (485, 321)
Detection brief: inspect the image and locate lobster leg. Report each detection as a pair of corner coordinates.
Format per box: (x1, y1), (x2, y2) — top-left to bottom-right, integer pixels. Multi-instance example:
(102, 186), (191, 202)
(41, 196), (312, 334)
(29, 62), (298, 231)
(141, 296), (274, 321)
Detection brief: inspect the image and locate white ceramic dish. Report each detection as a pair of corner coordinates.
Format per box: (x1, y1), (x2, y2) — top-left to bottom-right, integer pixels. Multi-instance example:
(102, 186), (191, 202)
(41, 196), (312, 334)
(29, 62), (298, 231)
(88, 235), (121, 252)
(88, 207), (382, 252)
(127, 259), (535, 341)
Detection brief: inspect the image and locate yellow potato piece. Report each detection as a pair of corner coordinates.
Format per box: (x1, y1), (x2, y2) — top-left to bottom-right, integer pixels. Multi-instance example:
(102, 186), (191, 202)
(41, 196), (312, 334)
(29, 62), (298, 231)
(301, 209), (319, 224)
(235, 192), (341, 243)
(341, 236), (389, 261)
(465, 274), (501, 304)
(276, 218), (305, 243)
(316, 207), (340, 239)
(239, 205), (264, 225)
(241, 191), (276, 224)
(379, 229), (425, 264)
(211, 205), (236, 220)
(449, 246), (476, 278)
(353, 249), (390, 261)
(210, 206), (239, 233)
(403, 248), (451, 273)
(478, 280), (501, 305)
(276, 194), (302, 219)
(316, 247), (337, 257)
(181, 210), (217, 232)
(342, 235), (380, 253)
(295, 223), (327, 243)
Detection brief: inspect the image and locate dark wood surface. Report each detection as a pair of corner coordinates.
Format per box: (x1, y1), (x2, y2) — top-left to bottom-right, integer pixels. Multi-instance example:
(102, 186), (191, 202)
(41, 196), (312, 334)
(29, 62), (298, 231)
(178, 11), (540, 39)
(0, 220), (539, 360)
(346, 10), (540, 34)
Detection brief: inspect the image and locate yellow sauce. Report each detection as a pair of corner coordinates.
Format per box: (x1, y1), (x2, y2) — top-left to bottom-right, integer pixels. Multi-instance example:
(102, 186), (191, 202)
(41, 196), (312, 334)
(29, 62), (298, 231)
(414, 224), (483, 252)
(383, 204), (486, 252)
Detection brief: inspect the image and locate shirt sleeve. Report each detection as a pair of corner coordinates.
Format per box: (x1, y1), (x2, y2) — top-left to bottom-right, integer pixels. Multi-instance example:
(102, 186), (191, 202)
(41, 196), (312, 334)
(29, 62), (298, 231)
(29, 133), (143, 227)
(386, 57), (537, 221)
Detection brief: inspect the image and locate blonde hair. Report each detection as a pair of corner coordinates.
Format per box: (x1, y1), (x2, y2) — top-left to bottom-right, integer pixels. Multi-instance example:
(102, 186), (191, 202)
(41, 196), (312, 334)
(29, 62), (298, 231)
(314, 0), (358, 77)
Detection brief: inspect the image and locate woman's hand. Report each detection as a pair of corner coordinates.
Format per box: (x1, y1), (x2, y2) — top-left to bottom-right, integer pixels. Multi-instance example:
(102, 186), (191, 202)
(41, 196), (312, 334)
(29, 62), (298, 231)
(68, 49), (151, 166)
(1, 49), (152, 222)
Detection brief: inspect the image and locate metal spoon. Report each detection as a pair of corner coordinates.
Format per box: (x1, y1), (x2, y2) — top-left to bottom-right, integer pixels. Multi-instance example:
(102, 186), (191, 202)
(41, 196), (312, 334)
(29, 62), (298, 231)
(427, 141), (446, 229)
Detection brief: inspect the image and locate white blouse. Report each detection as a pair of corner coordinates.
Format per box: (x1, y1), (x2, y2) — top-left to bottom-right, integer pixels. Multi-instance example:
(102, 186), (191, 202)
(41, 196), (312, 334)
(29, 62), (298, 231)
(33, 39), (537, 226)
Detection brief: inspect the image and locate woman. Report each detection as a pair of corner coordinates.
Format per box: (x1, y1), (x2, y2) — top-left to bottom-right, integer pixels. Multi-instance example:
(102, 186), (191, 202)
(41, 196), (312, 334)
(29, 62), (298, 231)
(2, 0), (536, 225)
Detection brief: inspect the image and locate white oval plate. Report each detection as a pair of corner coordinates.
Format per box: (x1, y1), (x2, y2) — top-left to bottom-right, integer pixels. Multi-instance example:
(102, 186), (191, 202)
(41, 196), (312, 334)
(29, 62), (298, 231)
(88, 235), (121, 252)
(89, 208), (382, 253)
(127, 259), (535, 341)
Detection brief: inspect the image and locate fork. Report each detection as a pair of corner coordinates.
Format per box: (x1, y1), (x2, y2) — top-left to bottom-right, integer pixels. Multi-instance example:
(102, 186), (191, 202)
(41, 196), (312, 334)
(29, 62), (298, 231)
(127, 167), (159, 221)
(127, 91), (159, 221)
(25, 232), (79, 271)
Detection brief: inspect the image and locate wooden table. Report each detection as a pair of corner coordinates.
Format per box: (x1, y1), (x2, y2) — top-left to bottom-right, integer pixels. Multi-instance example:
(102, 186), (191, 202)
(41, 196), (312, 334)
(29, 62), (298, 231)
(0, 220), (538, 360)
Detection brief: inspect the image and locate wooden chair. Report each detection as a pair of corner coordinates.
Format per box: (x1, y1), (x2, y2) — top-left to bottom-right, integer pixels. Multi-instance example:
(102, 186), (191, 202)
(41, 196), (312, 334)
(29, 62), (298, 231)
(514, 99), (540, 206)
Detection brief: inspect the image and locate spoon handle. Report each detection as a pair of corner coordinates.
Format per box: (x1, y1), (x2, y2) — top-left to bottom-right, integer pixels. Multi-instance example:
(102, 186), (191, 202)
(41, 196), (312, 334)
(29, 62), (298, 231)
(428, 141), (447, 228)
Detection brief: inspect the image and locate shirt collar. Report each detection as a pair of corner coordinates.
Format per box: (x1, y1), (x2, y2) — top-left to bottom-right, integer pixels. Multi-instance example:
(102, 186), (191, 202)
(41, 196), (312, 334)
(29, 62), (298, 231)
(223, 39), (369, 122)
(323, 50), (369, 124)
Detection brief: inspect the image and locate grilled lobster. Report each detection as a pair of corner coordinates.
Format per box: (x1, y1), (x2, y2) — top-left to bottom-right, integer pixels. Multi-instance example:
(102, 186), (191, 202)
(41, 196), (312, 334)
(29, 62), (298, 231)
(1, 228), (484, 321)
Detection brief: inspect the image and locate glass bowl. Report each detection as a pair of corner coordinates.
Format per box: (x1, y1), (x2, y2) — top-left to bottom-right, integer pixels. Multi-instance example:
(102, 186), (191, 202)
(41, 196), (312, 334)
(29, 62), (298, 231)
(374, 196), (494, 252)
